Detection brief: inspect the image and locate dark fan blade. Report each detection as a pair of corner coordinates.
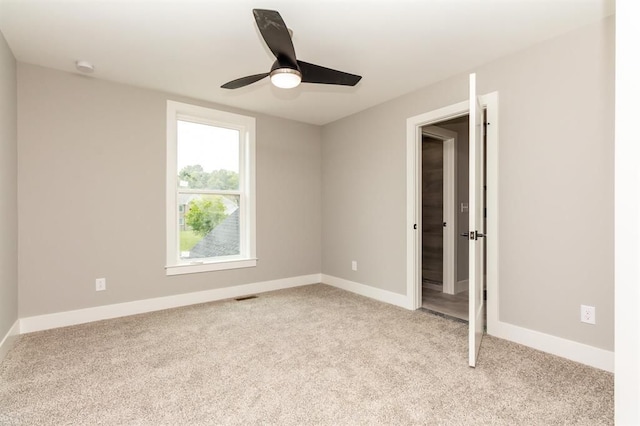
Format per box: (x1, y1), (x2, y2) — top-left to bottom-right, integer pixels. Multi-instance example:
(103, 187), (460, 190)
(298, 61), (362, 86)
(221, 73), (269, 89)
(253, 9), (297, 66)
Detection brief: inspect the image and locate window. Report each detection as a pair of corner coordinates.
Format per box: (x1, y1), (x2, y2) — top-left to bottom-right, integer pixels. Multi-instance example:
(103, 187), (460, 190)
(166, 101), (256, 275)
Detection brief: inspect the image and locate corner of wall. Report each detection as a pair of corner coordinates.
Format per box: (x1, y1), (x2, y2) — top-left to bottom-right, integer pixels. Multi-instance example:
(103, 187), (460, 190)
(0, 27), (19, 363)
(0, 321), (19, 364)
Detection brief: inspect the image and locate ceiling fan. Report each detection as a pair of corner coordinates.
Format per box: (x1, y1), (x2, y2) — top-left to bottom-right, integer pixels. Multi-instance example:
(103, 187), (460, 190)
(221, 9), (362, 90)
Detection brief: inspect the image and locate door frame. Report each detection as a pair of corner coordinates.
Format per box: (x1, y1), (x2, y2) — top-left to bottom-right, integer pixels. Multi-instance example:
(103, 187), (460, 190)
(406, 92), (499, 335)
(421, 125), (457, 295)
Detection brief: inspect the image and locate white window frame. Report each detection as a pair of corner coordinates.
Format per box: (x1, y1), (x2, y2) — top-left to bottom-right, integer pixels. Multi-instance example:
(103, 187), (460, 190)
(166, 100), (256, 275)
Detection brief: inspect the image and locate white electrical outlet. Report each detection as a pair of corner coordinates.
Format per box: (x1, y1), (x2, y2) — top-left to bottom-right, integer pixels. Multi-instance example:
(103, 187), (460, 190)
(351, 261), (357, 271)
(581, 305), (595, 324)
(95, 278), (106, 292)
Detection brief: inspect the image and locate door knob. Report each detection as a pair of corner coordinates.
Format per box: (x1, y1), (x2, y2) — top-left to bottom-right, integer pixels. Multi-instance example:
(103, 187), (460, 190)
(462, 231), (485, 240)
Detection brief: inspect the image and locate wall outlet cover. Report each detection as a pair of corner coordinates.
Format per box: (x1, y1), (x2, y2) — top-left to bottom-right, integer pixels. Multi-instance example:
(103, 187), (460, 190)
(96, 278), (106, 292)
(580, 305), (595, 324)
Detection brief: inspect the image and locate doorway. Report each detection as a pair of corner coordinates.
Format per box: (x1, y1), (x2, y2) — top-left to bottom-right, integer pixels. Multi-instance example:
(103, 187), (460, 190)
(405, 89), (499, 351)
(420, 119), (469, 321)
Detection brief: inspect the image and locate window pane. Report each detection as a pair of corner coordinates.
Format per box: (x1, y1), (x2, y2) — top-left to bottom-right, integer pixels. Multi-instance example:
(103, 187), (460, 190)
(178, 194), (240, 260)
(177, 120), (240, 191)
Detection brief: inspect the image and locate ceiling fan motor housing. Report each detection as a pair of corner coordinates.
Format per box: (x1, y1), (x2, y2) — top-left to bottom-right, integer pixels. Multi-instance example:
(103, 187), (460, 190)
(270, 58), (300, 73)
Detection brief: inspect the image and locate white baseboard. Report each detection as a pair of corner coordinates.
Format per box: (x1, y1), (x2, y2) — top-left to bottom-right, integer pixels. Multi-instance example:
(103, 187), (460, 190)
(0, 320), (20, 363)
(454, 279), (469, 294)
(20, 274), (321, 334)
(321, 274), (411, 309)
(16, 272), (613, 373)
(490, 320), (614, 372)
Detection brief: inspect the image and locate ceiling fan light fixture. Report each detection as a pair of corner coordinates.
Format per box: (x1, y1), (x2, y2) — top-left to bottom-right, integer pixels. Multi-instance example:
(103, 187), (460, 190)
(270, 68), (301, 89)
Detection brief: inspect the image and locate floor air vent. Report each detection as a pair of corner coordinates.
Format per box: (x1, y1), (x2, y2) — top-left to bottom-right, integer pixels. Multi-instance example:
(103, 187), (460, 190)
(235, 295), (257, 301)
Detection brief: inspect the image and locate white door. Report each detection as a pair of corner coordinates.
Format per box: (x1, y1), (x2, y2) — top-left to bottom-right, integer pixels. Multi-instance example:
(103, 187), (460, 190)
(468, 73), (486, 367)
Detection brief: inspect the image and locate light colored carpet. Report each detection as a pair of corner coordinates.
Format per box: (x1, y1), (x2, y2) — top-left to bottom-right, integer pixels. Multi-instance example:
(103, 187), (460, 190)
(0, 284), (613, 425)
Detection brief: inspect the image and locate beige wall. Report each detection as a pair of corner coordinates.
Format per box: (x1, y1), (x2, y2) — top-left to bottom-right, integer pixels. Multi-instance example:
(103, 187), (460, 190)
(17, 64), (322, 317)
(0, 30), (18, 339)
(322, 17), (614, 350)
(0, 31), (18, 338)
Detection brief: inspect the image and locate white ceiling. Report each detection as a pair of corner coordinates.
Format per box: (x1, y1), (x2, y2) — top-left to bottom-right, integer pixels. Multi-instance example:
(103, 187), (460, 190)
(0, 0), (614, 125)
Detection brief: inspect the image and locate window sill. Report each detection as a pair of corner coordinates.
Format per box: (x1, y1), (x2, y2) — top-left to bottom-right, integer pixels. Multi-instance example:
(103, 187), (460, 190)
(165, 258), (257, 276)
